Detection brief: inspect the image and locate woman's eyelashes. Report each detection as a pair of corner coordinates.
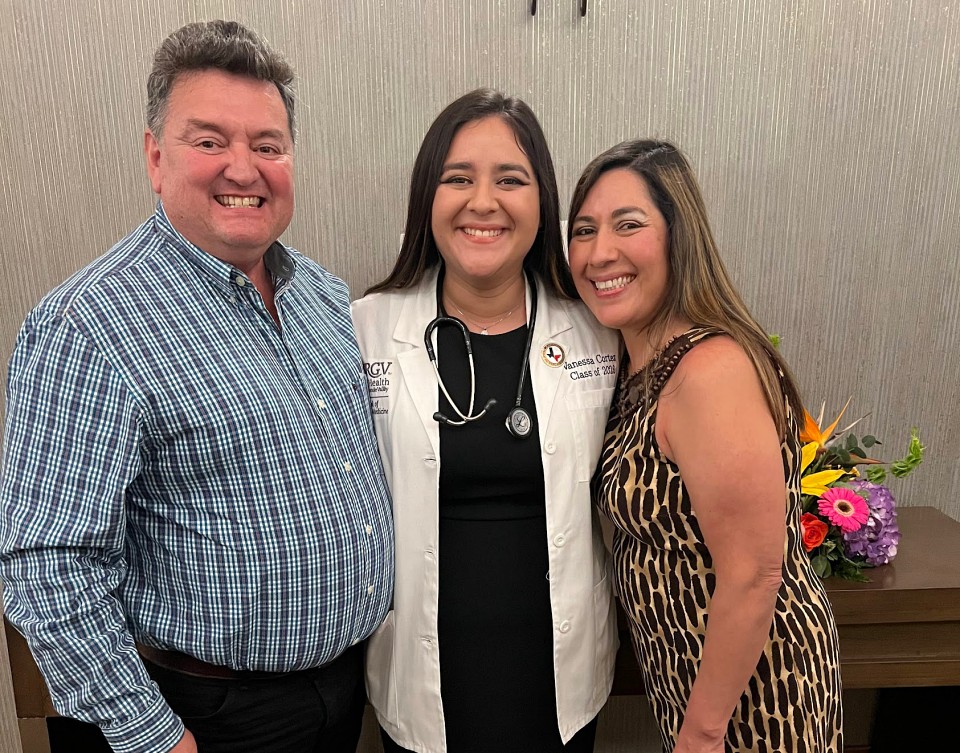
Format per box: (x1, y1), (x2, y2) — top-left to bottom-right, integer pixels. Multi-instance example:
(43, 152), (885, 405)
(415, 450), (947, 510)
(438, 174), (530, 187)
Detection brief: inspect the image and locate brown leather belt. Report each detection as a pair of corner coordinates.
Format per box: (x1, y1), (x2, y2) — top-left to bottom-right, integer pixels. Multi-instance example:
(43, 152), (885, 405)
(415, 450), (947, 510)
(136, 643), (290, 681)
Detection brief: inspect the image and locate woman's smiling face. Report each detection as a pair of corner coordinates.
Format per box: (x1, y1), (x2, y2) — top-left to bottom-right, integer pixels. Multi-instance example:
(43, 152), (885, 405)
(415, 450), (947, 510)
(568, 168), (671, 339)
(430, 116), (540, 290)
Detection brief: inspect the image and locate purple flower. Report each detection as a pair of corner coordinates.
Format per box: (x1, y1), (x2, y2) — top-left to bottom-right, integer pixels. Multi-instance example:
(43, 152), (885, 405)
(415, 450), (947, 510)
(843, 480), (901, 566)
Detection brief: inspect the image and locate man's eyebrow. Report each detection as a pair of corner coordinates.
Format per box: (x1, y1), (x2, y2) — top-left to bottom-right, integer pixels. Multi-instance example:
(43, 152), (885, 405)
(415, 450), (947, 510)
(181, 118), (226, 136)
(252, 128), (288, 141)
(180, 120), (288, 142)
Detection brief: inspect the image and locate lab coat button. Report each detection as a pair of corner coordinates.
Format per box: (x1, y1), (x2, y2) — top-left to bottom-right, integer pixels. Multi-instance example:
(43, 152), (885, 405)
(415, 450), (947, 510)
(424, 456), (437, 466)
(559, 620), (571, 634)
(553, 534), (566, 547)
(545, 442), (556, 454)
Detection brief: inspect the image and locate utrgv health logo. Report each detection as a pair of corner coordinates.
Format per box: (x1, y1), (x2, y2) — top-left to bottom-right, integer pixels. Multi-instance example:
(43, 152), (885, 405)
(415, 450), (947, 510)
(363, 361), (392, 416)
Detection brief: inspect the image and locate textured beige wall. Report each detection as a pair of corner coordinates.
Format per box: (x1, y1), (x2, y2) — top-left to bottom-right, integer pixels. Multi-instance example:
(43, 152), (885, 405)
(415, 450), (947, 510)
(1, 0), (956, 520)
(1, 1), (957, 751)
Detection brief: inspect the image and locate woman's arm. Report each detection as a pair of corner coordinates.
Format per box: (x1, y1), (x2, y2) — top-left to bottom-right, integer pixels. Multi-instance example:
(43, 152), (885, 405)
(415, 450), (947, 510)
(657, 336), (786, 753)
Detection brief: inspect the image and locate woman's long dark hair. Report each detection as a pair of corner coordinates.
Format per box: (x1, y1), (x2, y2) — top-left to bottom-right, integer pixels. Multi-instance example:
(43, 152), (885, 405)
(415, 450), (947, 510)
(366, 88), (576, 298)
(568, 139), (804, 437)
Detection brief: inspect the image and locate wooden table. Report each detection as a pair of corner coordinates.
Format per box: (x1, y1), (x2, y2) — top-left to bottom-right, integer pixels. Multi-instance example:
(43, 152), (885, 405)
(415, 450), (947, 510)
(612, 505), (960, 693)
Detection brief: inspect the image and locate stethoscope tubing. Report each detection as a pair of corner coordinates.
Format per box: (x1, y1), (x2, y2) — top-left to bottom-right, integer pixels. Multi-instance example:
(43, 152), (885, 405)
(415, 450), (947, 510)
(424, 267), (537, 436)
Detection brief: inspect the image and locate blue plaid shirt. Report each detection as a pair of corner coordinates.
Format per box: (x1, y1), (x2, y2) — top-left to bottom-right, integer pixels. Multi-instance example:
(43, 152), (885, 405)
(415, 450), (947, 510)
(0, 204), (394, 753)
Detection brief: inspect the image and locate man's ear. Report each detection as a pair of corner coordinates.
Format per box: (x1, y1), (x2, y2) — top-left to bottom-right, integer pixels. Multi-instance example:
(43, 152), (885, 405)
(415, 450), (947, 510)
(144, 130), (162, 195)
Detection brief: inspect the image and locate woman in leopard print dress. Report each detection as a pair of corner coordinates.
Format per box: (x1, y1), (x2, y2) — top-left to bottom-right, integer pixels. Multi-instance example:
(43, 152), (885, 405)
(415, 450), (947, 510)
(566, 140), (842, 753)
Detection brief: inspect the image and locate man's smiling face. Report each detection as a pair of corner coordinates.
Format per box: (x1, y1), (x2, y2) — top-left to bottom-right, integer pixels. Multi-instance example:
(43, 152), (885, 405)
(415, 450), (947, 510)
(144, 69), (294, 268)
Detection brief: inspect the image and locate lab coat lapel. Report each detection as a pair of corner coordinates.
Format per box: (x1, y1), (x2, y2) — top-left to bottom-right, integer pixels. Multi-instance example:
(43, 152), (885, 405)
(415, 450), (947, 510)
(529, 277), (572, 440)
(394, 268), (442, 457)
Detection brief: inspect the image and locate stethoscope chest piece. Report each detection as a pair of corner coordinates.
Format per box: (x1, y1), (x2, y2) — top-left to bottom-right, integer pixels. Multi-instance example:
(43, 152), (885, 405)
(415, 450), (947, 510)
(505, 407), (533, 438)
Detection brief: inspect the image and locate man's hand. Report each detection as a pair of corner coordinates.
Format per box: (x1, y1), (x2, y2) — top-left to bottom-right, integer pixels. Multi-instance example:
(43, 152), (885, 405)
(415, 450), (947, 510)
(169, 728), (197, 753)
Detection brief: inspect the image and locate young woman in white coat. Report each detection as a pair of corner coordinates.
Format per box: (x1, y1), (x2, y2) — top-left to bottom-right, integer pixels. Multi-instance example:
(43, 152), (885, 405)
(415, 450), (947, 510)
(352, 89), (619, 753)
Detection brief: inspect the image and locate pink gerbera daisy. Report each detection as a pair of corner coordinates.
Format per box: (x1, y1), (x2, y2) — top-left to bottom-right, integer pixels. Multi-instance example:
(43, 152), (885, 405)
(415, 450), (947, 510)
(818, 487), (869, 533)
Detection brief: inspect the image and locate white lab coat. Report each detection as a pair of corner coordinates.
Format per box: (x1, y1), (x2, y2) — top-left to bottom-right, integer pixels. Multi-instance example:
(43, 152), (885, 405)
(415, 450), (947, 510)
(352, 268), (619, 753)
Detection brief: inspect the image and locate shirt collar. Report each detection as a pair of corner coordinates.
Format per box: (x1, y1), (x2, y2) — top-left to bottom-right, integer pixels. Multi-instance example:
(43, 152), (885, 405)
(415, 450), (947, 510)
(154, 202), (296, 292)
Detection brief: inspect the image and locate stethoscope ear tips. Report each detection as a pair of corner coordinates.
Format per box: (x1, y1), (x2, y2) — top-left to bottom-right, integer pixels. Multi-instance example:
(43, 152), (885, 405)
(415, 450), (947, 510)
(481, 398), (497, 412)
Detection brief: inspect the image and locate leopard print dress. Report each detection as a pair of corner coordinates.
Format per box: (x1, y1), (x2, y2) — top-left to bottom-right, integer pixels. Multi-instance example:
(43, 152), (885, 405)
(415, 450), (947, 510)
(593, 327), (843, 753)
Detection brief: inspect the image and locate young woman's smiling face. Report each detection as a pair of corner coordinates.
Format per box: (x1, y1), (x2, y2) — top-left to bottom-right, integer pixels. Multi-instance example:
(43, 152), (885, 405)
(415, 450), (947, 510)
(430, 116), (540, 291)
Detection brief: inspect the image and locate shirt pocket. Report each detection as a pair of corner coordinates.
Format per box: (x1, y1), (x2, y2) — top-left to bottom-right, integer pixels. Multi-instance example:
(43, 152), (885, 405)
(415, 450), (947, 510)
(567, 387), (613, 482)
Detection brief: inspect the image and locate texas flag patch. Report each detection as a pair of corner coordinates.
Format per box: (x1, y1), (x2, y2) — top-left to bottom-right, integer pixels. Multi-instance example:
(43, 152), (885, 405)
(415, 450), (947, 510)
(540, 343), (565, 367)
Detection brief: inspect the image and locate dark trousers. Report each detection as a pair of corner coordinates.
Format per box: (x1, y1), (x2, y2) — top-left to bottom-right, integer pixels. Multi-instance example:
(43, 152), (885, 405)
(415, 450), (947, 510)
(380, 716), (599, 753)
(143, 645), (365, 753)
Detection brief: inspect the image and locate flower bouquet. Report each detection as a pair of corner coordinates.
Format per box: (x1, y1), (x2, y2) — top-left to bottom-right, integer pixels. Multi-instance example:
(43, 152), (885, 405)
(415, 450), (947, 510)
(798, 399), (925, 581)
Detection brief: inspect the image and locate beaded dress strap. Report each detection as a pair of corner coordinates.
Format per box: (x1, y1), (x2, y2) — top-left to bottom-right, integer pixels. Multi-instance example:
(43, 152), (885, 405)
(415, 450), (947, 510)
(617, 326), (726, 414)
(649, 327), (725, 396)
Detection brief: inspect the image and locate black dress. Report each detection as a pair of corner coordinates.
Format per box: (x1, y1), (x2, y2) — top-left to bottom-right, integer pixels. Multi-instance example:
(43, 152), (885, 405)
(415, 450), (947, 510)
(381, 323), (596, 753)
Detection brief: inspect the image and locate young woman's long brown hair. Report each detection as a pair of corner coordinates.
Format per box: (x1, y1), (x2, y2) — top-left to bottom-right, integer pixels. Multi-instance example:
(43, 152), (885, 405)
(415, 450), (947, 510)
(366, 88), (576, 299)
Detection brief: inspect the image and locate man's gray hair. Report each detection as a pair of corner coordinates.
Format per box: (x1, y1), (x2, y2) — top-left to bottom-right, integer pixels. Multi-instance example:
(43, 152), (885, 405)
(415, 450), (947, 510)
(146, 20), (296, 141)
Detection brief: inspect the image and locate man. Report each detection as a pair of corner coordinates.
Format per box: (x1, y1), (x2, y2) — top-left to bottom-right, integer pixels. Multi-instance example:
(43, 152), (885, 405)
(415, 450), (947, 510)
(0, 20), (394, 753)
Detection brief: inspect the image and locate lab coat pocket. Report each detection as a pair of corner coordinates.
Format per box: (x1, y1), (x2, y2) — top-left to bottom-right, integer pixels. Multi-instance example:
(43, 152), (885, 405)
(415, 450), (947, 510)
(567, 388), (613, 482)
(364, 610), (399, 726)
(593, 570), (619, 700)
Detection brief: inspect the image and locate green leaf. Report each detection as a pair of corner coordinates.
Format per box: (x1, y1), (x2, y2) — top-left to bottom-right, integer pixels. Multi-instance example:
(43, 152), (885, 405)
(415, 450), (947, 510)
(834, 559), (870, 582)
(862, 435), (878, 448)
(769, 334), (781, 349)
(812, 555), (831, 579)
(866, 466), (887, 484)
(836, 448), (852, 465)
(845, 433), (859, 450)
(890, 428), (925, 478)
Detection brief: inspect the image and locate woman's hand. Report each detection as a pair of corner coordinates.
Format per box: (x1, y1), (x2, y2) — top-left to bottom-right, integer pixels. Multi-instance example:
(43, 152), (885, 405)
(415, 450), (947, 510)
(673, 730), (725, 753)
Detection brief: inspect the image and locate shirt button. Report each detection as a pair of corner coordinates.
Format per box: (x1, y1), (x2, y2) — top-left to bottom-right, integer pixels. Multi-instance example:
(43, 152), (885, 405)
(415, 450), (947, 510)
(316, 398), (326, 410)
(553, 534), (566, 547)
(365, 525), (373, 535)
(343, 461), (352, 472)
(545, 442), (556, 454)
(235, 276), (246, 287)
(559, 620), (571, 634)
(367, 585), (374, 595)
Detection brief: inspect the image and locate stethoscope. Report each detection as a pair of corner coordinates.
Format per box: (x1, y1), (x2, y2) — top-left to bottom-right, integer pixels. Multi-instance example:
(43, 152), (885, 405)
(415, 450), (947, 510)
(424, 268), (537, 439)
